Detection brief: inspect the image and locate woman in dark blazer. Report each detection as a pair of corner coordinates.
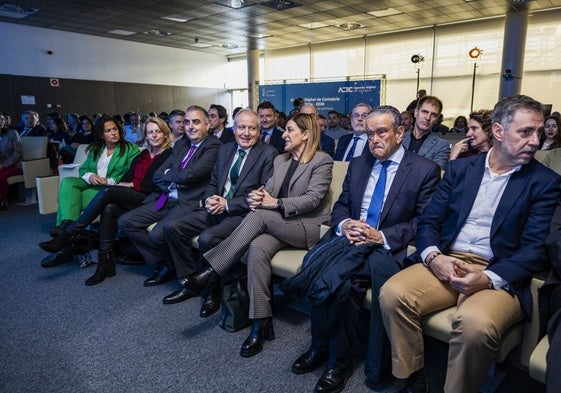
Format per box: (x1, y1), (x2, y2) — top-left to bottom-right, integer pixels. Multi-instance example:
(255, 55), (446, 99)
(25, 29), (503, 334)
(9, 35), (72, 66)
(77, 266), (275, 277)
(40, 117), (172, 285)
(184, 113), (333, 357)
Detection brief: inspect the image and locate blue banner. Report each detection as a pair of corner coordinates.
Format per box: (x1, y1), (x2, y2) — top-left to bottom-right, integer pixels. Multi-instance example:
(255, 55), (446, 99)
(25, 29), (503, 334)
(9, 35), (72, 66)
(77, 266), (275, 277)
(259, 80), (381, 116)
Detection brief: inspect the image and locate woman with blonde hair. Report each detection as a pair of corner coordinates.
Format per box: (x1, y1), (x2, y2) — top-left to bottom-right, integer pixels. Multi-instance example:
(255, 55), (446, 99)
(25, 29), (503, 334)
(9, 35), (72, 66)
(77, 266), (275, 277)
(40, 117), (173, 285)
(184, 113), (333, 357)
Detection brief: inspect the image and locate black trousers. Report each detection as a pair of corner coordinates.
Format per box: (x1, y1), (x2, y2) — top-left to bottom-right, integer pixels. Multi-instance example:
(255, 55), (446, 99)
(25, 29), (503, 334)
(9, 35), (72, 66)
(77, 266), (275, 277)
(71, 186), (146, 252)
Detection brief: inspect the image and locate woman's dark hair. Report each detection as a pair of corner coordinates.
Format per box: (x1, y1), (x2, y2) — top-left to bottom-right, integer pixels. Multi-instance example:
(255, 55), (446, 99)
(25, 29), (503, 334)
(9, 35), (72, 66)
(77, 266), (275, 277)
(88, 115), (131, 160)
(51, 117), (68, 134)
(78, 115), (94, 132)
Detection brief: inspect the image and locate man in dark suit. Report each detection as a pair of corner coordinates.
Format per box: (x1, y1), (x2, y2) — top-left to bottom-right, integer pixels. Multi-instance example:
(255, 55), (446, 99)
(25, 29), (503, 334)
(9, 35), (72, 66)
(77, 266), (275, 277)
(209, 104), (235, 144)
(257, 101), (285, 153)
(380, 95), (561, 393)
(299, 104), (335, 158)
(333, 103), (372, 161)
(16, 110), (47, 136)
(288, 106), (441, 393)
(160, 109), (278, 317)
(118, 105), (221, 287)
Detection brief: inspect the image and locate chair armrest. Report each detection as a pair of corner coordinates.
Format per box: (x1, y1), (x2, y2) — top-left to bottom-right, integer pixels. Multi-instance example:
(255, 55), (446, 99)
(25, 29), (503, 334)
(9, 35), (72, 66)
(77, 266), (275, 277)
(58, 163), (82, 180)
(36, 175), (60, 215)
(519, 277), (546, 367)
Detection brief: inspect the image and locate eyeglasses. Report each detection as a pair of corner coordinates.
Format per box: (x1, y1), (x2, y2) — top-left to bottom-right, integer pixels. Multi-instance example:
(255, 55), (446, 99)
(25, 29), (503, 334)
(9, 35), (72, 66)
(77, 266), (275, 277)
(351, 113), (369, 120)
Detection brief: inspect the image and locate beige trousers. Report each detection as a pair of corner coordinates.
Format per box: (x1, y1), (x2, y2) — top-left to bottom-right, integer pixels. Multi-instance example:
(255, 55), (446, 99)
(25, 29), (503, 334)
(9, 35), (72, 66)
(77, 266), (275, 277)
(379, 253), (523, 393)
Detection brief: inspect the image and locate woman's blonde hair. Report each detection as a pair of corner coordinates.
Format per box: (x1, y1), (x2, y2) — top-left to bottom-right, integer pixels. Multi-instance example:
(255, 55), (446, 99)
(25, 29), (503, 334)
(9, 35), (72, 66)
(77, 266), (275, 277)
(288, 113), (321, 164)
(142, 117), (172, 152)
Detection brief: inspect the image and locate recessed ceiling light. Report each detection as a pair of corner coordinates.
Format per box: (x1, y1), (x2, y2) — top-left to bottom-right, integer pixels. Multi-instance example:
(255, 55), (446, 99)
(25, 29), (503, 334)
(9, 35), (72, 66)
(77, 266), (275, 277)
(161, 14), (193, 23)
(108, 29), (137, 36)
(262, 0), (300, 11)
(219, 43), (242, 49)
(335, 22), (364, 31)
(246, 33), (272, 39)
(299, 22), (328, 29)
(143, 29), (173, 37)
(0, 3), (39, 19)
(190, 42), (213, 48)
(367, 8), (403, 17)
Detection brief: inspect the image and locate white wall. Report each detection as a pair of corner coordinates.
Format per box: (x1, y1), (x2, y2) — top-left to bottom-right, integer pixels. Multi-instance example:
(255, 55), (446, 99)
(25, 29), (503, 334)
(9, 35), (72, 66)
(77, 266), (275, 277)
(0, 22), (228, 88)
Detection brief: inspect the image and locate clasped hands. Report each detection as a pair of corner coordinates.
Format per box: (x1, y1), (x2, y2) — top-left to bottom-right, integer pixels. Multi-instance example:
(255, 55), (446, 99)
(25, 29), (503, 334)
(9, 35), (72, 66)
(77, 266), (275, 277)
(205, 195), (227, 215)
(428, 254), (491, 295)
(88, 174), (109, 185)
(247, 186), (277, 211)
(341, 219), (384, 246)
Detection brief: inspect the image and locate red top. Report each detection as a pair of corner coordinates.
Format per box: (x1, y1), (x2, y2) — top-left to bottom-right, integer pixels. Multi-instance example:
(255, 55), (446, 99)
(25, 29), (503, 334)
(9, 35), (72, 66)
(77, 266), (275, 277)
(132, 152), (156, 191)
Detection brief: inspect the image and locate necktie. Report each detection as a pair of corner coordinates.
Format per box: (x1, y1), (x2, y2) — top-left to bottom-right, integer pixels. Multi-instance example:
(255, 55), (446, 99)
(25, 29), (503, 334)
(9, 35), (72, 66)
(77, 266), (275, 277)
(156, 145), (197, 211)
(345, 136), (360, 162)
(261, 131), (270, 143)
(226, 149), (246, 199)
(366, 160), (391, 228)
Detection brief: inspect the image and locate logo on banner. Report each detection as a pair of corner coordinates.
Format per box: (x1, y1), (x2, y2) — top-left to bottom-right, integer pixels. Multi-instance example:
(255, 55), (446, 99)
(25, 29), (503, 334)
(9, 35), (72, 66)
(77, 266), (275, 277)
(338, 86), (354, 93)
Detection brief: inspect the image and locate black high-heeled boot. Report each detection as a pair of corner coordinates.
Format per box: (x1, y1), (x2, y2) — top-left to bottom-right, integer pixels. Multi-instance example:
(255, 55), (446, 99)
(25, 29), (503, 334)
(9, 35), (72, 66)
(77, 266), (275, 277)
(39, 228), (80, 253)
(49, 219), (74, 238)
(240, 317), (275, 358)
(85, 249), (116, 286)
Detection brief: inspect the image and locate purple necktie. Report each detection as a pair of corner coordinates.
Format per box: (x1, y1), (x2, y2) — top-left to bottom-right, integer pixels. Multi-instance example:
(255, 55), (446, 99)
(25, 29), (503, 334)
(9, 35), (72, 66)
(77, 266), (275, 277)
(156, 145), (197, 211)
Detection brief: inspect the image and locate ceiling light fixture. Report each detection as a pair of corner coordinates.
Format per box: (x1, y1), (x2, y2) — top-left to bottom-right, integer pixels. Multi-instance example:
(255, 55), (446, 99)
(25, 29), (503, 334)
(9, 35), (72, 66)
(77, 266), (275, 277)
(143, 29), (172, 37)
(335, 22), (364, 31)
(367, 8), (403, 17)
(229, 0), (244, 8)
(0, 3), (39, 19)
(109, 29), (137, 36)
(161, 14), (193, 23)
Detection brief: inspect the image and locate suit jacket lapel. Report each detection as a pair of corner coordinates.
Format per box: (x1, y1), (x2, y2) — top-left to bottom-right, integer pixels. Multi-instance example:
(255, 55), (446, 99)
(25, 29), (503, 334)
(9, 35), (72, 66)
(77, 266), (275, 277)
(457, 157), (485, 227)
(272, 155), (292, 197)
(218, 143), (238, 192)
(418, 133), (436, 156)
(236, 143), (261, 188)
(380, 151), (411, 223)
(106, 144), (120, 176)
(491, 165), (531, 237)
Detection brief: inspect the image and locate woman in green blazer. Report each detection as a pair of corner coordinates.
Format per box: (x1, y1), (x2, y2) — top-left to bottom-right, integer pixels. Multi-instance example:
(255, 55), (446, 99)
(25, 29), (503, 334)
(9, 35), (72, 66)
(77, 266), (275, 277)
(41, 115), (139, 268)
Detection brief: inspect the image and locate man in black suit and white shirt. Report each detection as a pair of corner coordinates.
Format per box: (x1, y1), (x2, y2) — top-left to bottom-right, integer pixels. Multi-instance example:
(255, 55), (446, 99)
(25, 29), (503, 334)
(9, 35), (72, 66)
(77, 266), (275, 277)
(160, 109), (278, 317)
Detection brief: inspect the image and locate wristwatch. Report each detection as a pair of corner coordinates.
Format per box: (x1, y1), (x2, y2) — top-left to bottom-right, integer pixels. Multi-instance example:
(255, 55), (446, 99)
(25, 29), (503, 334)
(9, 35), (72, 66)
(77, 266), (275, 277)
(423, 251), (441, 267)
(277, 199), (284, 211)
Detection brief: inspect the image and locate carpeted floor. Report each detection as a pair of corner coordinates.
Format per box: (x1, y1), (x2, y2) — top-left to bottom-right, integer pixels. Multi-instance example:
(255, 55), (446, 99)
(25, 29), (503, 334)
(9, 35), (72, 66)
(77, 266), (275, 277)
(0, 203), (546, 393)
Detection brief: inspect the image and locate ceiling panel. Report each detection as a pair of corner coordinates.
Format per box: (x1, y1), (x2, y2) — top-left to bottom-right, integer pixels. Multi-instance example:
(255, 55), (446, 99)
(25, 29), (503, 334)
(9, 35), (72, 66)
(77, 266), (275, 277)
(0, 0), (560, 56)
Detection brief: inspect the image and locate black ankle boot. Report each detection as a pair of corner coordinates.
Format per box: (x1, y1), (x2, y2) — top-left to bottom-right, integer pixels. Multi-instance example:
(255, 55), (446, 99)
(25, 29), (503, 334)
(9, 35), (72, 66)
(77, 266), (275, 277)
(49, 219), (74, 238)
(240, 317), (275, 358)
(39, 229), (80, 253)
(184, 263), (221, 295)
(85, 252), (116, 286)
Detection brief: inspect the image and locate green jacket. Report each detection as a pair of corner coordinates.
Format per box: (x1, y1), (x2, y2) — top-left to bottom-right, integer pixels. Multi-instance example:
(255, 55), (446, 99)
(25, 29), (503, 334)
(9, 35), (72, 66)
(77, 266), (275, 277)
(79, 143), (140, 183)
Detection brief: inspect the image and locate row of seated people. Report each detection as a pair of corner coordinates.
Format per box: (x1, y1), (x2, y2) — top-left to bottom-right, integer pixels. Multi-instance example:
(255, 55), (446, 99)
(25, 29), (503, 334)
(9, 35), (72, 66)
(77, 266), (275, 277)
(37, 96), (561, 393)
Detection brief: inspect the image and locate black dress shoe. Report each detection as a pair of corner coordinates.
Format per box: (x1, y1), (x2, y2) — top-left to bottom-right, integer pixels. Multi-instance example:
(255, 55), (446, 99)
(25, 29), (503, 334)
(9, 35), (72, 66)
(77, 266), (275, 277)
(200, 288), (221, 318)
(292, 349), (328, 374)
(240, 317), (275, 358)
(184, 265), (221, 295)
(41, 251), (73, 268)
(398, 369), (429, 393)
(162, 287), (196, 304)
(314, 367), (353, 393)
(144, 266), (173, 287)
